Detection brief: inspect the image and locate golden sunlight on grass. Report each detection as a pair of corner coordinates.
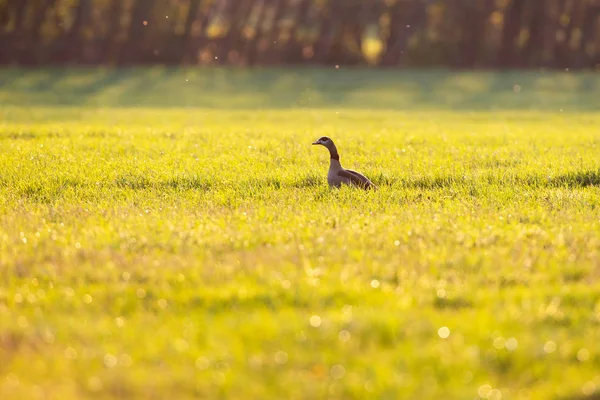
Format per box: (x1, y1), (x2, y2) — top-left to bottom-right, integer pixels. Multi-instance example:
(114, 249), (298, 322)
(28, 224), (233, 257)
(0, 68), (599, 399)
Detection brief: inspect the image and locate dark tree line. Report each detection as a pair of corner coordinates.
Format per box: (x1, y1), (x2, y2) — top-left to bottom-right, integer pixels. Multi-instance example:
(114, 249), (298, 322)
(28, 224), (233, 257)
(0, 0), (599, 69)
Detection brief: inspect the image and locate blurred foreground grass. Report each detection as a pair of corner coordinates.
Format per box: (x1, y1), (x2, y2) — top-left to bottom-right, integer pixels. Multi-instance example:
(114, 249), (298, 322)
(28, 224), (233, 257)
(0, 68), (600, 399)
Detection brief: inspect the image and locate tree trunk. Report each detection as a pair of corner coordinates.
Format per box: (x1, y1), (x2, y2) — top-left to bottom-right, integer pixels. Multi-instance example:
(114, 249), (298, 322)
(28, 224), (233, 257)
(216, 0), (255, 64)
(59, 0), (92, 63)
(540, 0), (563, 68)
(254, 0), (289, 65)
(180, 0), (202, 63)
(314, 0), (343, 64)
(21, 0), (56, 64)
(122, 0), (157, 64)
(0, 0), (29, 64)
(456, 0), (494, 68)
(380, 0), (427, 66)
(579, 1), (600, 69)
(554, 0), (582, 68)
(184, 0), (217, 65)
(498, 0), (526, 68)
(101, 0), (123, 64)
(521, 0), (546, 67)
(242, 0), (268, 65)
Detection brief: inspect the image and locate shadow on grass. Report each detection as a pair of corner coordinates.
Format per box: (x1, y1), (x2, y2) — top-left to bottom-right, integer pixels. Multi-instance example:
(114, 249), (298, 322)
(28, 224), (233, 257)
(188, 289), (356, 312)
(372, 170), (600, 190)
(433, 296), (473, 310)
(368, 172), (470, 190)
(290, 175), (322, 188)
(16, 169), (599, 203)
(545, 170), (600, 188)
(225, 175), (322, 190)
(115, 175), (214, 191)
(18, 175), (322, 203)
(1, 67), (599, 111)
(18, 176), (215, 203)
(19, 178), (85, 203)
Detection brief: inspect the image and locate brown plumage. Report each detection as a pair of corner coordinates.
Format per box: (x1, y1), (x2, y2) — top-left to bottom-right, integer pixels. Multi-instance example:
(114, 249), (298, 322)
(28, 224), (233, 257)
(312, 136), (377, 190)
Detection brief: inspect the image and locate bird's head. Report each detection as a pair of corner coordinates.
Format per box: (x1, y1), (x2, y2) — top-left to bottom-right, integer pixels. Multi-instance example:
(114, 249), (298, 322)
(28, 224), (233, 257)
(312, 136), (333, 147)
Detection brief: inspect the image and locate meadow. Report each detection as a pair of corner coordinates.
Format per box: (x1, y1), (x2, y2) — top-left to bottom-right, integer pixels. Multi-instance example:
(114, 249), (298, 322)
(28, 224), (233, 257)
(0, 67), (599, 399)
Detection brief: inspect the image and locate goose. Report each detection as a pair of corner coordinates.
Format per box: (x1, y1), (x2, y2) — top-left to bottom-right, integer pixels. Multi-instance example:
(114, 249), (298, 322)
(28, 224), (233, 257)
(312, 136), (377, 190)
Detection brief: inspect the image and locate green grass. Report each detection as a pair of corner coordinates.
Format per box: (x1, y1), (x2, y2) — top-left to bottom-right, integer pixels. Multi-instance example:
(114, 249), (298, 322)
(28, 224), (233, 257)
(1, 68), (600, 400)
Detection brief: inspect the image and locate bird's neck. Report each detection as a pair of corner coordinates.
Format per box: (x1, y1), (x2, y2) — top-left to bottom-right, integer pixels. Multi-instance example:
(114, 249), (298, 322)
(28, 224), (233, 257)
(329, 157), (342, 170)
(327, 144), (340, 161)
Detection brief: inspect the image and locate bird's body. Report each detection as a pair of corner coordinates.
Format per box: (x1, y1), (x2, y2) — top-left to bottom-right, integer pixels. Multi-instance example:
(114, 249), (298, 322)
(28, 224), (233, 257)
(312, 136), (377, 190)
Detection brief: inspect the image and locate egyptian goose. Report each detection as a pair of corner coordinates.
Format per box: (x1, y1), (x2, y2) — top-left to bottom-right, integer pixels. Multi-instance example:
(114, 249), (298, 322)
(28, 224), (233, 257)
(312, 136), (377, 190)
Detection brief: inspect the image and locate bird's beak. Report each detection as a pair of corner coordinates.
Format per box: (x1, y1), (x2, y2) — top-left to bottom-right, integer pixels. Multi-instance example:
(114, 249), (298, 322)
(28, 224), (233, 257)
(312, 141), (320, 145)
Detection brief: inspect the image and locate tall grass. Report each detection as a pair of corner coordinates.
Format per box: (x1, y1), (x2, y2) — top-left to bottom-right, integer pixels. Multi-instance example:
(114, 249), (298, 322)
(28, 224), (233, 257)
(0, 68), (599, 399)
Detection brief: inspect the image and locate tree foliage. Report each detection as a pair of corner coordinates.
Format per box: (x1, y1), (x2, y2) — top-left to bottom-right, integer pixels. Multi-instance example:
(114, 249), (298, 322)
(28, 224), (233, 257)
(1, 0), (599, 68)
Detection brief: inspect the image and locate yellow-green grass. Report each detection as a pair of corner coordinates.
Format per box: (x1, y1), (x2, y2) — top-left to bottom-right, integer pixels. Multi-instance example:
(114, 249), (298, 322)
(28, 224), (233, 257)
(0, 68), (599, 400)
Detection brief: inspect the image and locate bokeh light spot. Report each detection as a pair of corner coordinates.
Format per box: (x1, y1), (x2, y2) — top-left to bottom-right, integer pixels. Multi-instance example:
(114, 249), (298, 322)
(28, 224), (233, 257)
(330, 364), (346, 379)
(438, 326), (450, 339)
(310, 315), (321, 327)
(543, 340), (556, 354)
(338, 330), (351, 342)
(274, 351), (288, 365)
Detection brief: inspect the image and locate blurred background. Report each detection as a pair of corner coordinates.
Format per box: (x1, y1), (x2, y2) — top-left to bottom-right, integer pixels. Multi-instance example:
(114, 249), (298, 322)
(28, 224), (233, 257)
(1, 0), (600, 69)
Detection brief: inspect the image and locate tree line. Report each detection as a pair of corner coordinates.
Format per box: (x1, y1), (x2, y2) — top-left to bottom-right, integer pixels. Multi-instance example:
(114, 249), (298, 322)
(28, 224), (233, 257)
(1, 0), (599, 69)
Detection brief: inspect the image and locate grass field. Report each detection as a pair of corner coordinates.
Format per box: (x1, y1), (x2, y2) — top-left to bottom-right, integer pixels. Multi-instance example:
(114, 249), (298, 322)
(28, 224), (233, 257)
(1, 67), (600, 400)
